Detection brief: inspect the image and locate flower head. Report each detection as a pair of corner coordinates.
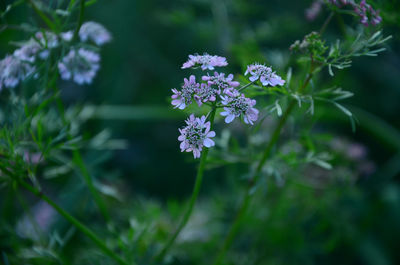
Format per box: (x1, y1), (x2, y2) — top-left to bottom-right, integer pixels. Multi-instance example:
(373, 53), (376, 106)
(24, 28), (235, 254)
(178, 114), (216, 158)
(194, 83), (219, 106)
(0, 55), (35, 90)
(13, 40), (42, 63)
(328, 0), (381, 26)
(58, 48), (100, 85)
(220, 91), (259, 125)
(182, 53), (228, 70)
(245, 63), (285, 87)
(79, 21), (112, 46)
(61, 31), (74, 42)
(202, 72), (239, 93)
(35, 31), (59, 48)
(171, 75), (200, 109)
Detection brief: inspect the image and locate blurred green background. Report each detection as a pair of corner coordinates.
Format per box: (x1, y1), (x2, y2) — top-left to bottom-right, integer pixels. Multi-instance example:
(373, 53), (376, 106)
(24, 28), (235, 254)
(1, 0), (400, 264)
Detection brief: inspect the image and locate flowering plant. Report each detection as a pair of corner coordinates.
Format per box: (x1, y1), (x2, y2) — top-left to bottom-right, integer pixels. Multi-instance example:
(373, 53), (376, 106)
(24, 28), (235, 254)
(0, 0), (397, 265)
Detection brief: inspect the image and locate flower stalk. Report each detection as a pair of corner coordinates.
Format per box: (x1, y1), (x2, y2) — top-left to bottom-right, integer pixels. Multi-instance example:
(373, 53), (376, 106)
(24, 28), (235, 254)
(155, 105), (217, 262)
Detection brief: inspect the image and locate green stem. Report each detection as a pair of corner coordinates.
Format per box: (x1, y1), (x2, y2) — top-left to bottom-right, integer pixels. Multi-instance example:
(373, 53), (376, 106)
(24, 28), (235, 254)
(73, 0), (85, 40)
(213, 73), (313, 265)
(18, 180), (130, 265)
(154, 107), (217, 262)
(27, 0), (58, 32)
(238, 80), (256, 92)
(319, 12), (334, 35)
(52, 95), (110, 222)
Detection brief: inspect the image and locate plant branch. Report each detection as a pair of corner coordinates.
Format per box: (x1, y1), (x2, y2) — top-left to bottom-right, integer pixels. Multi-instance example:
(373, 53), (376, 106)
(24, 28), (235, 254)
(213, 73), (313, 265)
(17, 179), (130, 265)
(154, 105), (217, 262)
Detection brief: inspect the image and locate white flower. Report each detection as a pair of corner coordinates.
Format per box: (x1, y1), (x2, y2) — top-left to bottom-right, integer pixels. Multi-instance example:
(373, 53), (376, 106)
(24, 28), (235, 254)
(58, 48), (100, 85)
(79, 21), (112, 46)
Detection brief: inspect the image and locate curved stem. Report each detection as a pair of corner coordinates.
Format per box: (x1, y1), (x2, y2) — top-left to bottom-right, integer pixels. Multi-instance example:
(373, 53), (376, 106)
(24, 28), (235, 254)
(213, 73), (313, 265)
(18, 180), (130, 265)
(154, 107), (217, 262)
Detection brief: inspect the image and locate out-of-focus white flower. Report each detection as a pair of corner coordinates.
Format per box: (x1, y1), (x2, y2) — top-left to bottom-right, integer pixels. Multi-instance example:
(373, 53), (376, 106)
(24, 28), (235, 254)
(79, 21), (112, 46)
(0, 55), (35, 90)
(58, 48), (100, 85)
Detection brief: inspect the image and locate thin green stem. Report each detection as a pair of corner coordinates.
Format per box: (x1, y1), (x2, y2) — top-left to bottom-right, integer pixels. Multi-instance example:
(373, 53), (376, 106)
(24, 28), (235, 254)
(154, 106), (217, 262)
(319, 12), (334, 35)
(73, 0), (85, 40)
(238, 80), (256, 92)
(27, 0), (58, 32)
(213, 73), (313, 265)
(17, 180), (130, 265)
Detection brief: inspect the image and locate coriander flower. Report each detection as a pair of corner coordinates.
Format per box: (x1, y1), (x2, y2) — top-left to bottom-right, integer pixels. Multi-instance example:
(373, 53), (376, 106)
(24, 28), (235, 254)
(194, 83), (219, 106)
(171, 75), (200, 109)
(34, 31), (59, 59)
(58, 48), (100, 85)
(61, 31), (74, 42)
(79, 21), (112, 46)
(13, 40), (41, 63)
(202, 72), (240, 93)
(245, 63), (285, 87)
(178, 114), (216, 158)
(35, 31), (59, 48)
(0, 55), (35, 90)
(220, 90), (259, 125)
(182, 53), (228, 70)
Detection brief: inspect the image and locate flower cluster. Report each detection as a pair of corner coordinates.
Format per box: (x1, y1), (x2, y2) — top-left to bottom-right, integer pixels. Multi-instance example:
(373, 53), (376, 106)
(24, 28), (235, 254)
(173, 54), (285, 158)
(328, 0), (382, 26)
(182, 53), (228, 70)
(0, 21), (111, 91)
(78, 21), (112, 46)
(58, 48), (100, 85)
(0, 55), (35, 90)
(245, 64), (285, 86)
(178, 115), (216, 158)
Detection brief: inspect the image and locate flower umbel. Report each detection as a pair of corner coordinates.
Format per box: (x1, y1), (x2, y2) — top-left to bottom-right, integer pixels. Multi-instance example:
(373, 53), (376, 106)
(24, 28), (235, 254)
(245, 63), (285, 87)
(58, 48), (100, 85)
(79, 21), (112, 46)
(178, 114), (216, 158)
(220, 91), (259, 125)
(202, 72), (240, 93)
(171, 75), (200, 109)
(182, 53), (228, 70)
(0, 55), (35, 90)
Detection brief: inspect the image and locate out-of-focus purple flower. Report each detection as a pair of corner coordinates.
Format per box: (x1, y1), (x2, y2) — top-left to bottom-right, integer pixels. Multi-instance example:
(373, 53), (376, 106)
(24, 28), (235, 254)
(305, 0), (322, 21)
(13, 40), (41, 63)
(346, 143), (367, 160)
(182, 53), (228, 70)
(16, 201), (56, 240)
(328, 0), (381, 26)
(220, 90), (259, 125)
(178, 114), (216, 158)
(202, 72), (239, 93)
(245, 63), (285, 87)
(58, 48), (100, 85)
(171, 75), (200, 109)
(24, 151), (43, 165)
(0, 55), (35, 90)
(79, 21), (112, 46)
(194, 83), (219, 106)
